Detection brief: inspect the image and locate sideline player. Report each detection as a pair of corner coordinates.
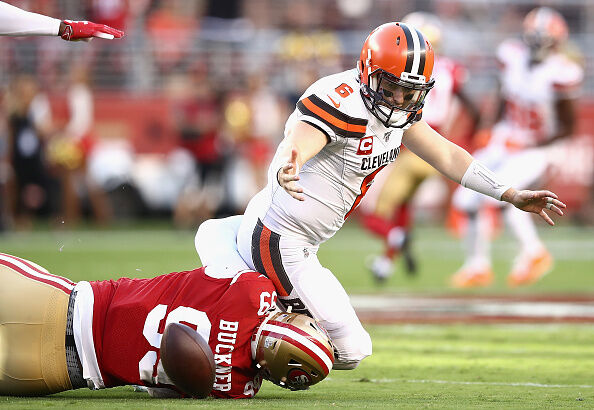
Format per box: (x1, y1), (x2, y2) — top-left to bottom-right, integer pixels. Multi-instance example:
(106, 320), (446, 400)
(0, 251), (334, 398)
(0, 1), (123, 40)
(450, 7), (582, 288)
(359, 12), (481, 281)
(203, 22), (566, 370)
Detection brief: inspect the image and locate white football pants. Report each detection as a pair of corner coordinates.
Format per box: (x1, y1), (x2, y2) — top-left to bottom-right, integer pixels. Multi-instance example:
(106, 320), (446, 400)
(196, 215), (372, 370)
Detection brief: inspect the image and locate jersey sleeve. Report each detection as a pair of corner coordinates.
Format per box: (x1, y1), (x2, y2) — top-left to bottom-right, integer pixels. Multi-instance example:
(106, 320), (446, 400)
(496, 39), (523, 70)
(0, 2), (61, 36)
(293, 74), (368, 142)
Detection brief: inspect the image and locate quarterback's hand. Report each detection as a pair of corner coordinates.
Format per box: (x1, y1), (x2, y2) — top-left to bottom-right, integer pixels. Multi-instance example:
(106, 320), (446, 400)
(502, 188), (566, 226)
(60, 20), (124, 41)
(277, 148), (305, 201)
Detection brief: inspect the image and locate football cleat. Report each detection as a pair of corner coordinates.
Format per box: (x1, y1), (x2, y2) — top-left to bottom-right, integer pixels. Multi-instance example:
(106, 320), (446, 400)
(357, 22), (435, 128)
(450, 265), (494, 288)
(368, 255), (394, 283)
(252, 311), (335, 391)
(507, 249), (553, 287)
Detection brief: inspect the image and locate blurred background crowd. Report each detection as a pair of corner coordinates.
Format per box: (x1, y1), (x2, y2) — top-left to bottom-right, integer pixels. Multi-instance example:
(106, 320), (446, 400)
(0, 0), (592, 231)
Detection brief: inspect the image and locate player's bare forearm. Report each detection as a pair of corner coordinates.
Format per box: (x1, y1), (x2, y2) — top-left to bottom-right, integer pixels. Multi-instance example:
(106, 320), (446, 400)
(273, 121), (328, 201)
(403, 120), (473, 183)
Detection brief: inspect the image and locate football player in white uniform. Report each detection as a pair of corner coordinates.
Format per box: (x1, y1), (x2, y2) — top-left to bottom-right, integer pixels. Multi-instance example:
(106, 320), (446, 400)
(0, 1), (123, 41)
(197, 22), (566, 369)
(359, 12), (481, 282)
(450, 7), (582, 288)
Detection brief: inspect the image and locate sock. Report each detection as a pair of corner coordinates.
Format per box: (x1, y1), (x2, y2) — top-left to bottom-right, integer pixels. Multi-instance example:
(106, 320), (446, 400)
(503, 205), (544, 256)
(463, 209), (491, 269)
(361, 214), (392, 238)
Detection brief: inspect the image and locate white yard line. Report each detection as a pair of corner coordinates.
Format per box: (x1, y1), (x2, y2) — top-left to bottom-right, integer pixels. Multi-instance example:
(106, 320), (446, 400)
(351, 295), (594, 318)
(371, 379), (594, 389)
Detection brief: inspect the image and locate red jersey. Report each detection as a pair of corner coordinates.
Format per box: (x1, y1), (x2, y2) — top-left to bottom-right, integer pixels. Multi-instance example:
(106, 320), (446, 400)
(82, 267), (276, 399)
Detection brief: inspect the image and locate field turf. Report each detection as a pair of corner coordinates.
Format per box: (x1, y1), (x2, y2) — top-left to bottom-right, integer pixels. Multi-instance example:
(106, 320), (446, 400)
(1, 221), (593, 408)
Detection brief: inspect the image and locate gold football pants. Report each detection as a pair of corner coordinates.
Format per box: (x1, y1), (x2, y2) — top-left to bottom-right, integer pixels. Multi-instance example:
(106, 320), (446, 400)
(0, 254), (73, 396)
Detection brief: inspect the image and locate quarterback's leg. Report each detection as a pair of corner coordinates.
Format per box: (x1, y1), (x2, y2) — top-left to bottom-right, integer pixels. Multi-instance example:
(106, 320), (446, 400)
(195, 215), (251, 277)
(240, 218), (372, 369)
(0, 253), (76, 396)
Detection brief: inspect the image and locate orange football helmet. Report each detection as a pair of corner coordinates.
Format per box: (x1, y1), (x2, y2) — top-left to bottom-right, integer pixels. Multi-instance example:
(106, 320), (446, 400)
(523, 7), (568, 61)
(357, 22), (435, 128)
(252, 311), (335, 391)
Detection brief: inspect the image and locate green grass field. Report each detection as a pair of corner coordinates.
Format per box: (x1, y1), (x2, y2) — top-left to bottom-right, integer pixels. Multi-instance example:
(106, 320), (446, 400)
(1, 222), (593, 408)
(2, 221), (593, 294)
(2, 324), (592, 409)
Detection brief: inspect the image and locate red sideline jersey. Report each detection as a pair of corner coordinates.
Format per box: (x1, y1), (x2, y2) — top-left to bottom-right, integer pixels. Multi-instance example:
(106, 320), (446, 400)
(86, 267), (277, 399)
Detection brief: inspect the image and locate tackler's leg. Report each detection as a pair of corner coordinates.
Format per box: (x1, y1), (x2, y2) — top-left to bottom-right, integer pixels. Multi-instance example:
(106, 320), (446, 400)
(0, 253), (75, 396)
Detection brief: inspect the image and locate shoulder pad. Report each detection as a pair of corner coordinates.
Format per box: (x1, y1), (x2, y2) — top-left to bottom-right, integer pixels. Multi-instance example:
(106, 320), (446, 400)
(496, 39), (525, 67)
(297, 95), (367, 139)
(297, 70), (369, 139)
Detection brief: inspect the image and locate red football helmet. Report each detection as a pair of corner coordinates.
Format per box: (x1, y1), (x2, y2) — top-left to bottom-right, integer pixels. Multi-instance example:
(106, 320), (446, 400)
(523, 7), (568, 61)
(358, 22), (435, 128)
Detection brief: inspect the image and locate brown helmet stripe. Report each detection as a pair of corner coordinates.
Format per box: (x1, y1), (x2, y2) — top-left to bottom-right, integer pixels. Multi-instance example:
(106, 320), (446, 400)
(416, 28), (427, 76)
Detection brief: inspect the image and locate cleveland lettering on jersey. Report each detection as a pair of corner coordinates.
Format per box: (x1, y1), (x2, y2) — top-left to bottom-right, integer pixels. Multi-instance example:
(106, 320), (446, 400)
(361, 146), (400, 171)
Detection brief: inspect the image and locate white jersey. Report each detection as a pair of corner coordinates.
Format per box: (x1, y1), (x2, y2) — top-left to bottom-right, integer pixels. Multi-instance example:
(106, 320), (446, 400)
(494, 39), (583, 148)
(246, 69), (416, 245)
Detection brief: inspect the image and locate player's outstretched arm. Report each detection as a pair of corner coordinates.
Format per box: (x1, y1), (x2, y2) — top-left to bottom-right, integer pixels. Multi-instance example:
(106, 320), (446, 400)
(272, 121), (328, 201)
(0, 1), (123, 40)
(403, 120), (566, 225)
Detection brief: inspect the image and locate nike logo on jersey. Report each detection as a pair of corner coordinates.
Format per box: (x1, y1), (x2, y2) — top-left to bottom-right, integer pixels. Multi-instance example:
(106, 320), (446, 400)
(361, 147), (400, 171)
(327, 95), (341, 108)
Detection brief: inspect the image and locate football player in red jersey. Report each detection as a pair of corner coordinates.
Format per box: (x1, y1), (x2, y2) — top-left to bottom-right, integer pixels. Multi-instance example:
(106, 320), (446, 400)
(0, 1), (123, 40)
(0, 251), (334, 398)
(358, 12), (481, 282)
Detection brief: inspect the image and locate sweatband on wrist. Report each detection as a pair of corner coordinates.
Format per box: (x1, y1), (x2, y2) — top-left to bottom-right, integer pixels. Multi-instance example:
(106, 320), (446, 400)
(460, 160), (511, 201)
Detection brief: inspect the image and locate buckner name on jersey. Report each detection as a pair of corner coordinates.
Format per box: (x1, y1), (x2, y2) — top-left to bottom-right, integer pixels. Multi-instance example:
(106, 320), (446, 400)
(72, 267), (277, 399)
(259, 69), (417, 244)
